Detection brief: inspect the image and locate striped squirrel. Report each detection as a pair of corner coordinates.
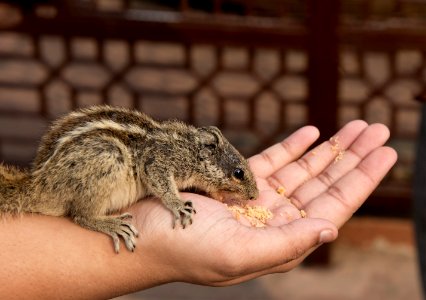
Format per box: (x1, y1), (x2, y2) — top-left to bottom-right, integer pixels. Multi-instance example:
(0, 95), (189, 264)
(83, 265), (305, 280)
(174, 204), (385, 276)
(0, 106), (258, 253)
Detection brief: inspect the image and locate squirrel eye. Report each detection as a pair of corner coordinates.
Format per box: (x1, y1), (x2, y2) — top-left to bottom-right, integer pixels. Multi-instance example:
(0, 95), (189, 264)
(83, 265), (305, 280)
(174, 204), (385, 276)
(233, 168), (245, 181)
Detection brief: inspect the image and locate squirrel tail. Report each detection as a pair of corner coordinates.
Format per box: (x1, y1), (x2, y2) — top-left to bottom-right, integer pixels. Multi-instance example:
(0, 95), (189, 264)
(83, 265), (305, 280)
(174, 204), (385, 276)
(0, 164), (31, 216)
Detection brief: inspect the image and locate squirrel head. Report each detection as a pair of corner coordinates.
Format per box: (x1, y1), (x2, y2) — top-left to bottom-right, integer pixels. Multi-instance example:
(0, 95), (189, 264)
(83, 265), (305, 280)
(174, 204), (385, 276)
(195, 126), (259, 202)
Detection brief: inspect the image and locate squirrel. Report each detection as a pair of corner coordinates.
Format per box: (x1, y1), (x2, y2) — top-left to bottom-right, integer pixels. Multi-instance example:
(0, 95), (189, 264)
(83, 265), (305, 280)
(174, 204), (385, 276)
(0, 105), (259, 253)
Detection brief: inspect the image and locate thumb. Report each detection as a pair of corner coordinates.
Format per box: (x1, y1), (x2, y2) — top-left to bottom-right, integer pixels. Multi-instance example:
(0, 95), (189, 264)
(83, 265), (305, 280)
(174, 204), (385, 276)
(242, 218), (338, 272)
(279, 218), (338, 262)
(214, 218), (338, 286)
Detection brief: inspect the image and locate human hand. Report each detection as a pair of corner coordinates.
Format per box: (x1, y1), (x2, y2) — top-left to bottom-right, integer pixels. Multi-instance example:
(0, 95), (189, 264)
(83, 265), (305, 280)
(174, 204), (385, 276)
(128, 120), (397, 287)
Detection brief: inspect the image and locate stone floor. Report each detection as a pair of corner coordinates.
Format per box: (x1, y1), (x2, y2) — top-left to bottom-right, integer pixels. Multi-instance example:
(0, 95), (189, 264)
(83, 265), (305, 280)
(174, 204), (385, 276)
(114, 217), (423, 300)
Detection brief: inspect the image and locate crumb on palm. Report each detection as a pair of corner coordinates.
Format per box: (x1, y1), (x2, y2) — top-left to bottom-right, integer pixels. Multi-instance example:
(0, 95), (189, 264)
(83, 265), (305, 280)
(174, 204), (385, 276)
(227, 204), (273, 227)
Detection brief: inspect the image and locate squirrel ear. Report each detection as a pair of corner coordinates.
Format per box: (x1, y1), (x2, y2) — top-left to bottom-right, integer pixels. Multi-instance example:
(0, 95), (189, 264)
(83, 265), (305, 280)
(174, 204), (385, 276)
(198, 126), (223, 147)
(198, 126), (223, 158)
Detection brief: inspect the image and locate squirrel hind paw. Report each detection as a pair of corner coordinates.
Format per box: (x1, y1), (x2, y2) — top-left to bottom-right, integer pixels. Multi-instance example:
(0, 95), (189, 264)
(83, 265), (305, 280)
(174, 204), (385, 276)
(73, 214), (139, 253)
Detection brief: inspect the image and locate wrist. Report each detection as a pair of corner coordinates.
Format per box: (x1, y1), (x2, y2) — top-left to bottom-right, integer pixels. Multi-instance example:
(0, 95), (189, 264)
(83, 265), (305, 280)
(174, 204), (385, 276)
(0, 213), (170, 299)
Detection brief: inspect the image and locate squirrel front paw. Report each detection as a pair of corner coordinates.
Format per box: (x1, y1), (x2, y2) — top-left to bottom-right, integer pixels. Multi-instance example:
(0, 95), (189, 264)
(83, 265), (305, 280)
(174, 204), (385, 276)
(172, 201), (196, 229)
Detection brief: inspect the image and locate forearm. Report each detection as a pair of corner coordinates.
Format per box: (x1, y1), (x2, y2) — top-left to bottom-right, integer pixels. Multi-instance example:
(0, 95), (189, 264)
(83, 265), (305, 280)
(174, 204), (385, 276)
(0, 213), (167, 299)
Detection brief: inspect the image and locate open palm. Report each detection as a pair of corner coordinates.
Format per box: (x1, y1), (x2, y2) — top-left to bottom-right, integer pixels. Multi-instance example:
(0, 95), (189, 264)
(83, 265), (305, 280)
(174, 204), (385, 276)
(129, 120), (397, 287)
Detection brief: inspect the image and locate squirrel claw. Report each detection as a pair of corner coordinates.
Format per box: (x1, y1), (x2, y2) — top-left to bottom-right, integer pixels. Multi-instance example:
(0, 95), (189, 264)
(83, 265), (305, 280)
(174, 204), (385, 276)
(172, 201), (196, 229)
(111, 219), (138, 253)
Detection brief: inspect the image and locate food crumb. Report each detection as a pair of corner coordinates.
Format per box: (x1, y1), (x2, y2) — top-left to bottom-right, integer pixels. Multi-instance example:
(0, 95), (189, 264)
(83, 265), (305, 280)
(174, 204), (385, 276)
(329, 136), (341, 154)
(276, 186), (286, 196)
(227, 204), (273, 227)
(300, 209), (307, 218)
(334, 150), (345, 163)
(330, 135), (346, 163)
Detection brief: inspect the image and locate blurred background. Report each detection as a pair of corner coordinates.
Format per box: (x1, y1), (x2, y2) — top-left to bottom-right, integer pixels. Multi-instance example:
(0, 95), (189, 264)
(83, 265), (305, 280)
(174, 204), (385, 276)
(0, 0), (425, 299)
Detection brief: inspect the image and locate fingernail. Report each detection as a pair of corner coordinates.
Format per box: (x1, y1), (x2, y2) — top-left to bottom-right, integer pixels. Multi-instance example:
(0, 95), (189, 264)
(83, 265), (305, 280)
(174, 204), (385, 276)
(319, 230), (335, 243)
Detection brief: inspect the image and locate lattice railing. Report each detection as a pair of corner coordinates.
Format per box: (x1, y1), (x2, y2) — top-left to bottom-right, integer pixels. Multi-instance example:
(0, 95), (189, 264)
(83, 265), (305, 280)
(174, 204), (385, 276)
(337, 0), (426, 213)
(0, 37), (309, 163)
(338, 49), (425, 187)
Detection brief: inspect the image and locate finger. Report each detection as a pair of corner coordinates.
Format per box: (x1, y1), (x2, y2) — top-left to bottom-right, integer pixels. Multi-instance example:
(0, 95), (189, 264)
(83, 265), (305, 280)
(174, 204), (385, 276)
(291, 123), (391, 207)
(304, 146), (397, 228)
(265, 120), (368, 195)
(249, 126), (320, 179)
